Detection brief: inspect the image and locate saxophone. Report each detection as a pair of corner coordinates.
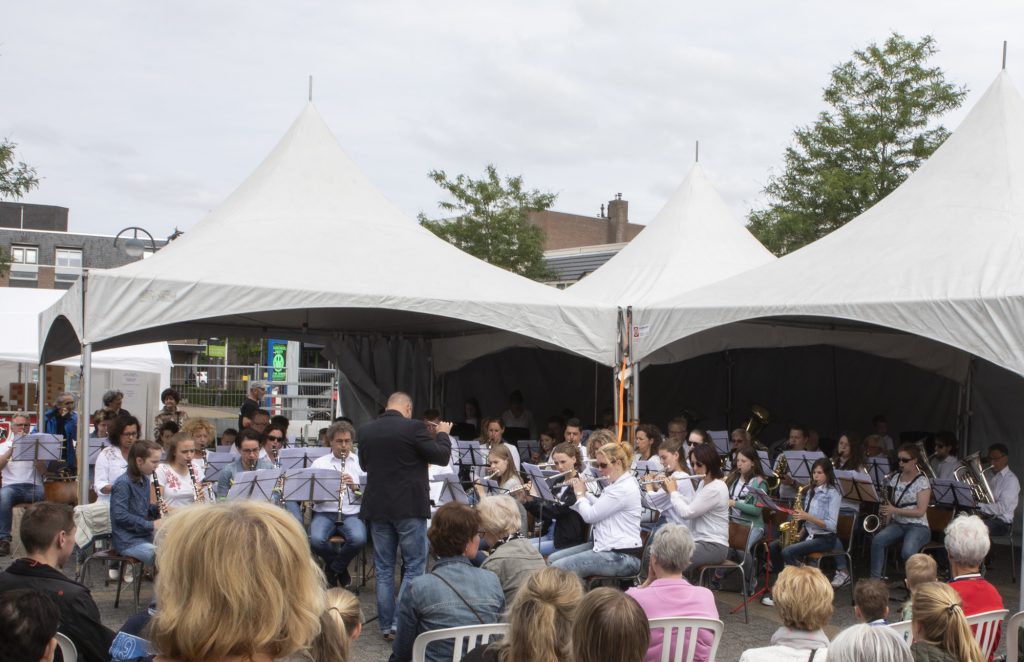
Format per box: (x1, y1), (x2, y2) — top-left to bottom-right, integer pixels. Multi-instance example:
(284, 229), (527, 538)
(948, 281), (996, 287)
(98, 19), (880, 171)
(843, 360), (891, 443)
(779, 482), (808, 548)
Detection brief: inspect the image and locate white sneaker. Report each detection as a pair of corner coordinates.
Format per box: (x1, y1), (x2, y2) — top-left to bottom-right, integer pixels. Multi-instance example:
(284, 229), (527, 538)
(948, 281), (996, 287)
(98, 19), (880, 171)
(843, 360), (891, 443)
(122, 565), (135, 584)
(760, 594), (775, 607)
(831, 570), (851, 588)
(108, 568), (120, 581)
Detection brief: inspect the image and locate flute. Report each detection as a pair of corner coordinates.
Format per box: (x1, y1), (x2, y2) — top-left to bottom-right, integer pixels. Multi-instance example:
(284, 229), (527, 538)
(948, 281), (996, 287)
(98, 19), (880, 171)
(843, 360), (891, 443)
(639, 473), (706, 486)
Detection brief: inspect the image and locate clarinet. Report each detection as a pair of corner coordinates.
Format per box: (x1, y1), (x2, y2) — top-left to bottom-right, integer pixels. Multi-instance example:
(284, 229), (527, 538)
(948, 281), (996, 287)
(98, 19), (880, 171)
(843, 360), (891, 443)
(187, 461), (205, 502)
(335, 454), (347, 525)
(152, 473), (169, 515)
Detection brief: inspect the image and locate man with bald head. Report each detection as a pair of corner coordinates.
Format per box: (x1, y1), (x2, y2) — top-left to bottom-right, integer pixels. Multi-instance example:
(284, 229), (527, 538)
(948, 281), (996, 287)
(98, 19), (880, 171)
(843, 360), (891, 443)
(358, 391), (453, 641)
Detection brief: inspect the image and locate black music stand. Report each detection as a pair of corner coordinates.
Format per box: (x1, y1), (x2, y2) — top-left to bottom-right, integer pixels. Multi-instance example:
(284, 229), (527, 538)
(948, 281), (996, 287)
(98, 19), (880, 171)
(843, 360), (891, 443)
(634, 460), (659, 478)
(86, 438), (106, 466)
(756, 451), (772, 476)
(279, 447), (330, 472)
(521, 462), (561, 503)
(736, 486), (791, 612)
(866, 457), (892, 487)
(835, 470), (879, 508)
(516, 439), (540, 465)
(282, 468), (343, 504)
(432, 473), (470, 506)
(932, 479), (976, 510)
(226, 468), (282, 501)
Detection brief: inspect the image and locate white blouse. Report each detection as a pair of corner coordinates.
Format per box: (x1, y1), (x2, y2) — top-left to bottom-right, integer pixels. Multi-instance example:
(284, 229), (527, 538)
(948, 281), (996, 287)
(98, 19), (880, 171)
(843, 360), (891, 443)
(93, 446), (129, 504)
(154, 462), (206, 508)
(572, 471), (642, 552)
(670, 478), (730, 547)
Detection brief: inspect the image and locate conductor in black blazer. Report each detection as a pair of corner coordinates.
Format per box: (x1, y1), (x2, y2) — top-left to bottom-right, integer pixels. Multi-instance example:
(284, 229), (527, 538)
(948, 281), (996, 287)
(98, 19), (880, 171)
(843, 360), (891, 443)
(359, 391), (453, 640)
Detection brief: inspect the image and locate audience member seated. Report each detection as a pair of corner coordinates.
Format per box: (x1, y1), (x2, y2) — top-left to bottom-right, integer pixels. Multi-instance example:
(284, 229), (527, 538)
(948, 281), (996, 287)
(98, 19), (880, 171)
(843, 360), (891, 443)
(462, 567), (583, 662)
(626, 524), (719, 662)
(739, 566), (833, 661)
(477, 495), (545, 603)
(910, 582), (984, 662)
(0, 502), (114, 662)
(110, 439), (164, 567)
(391, 502), (504, 662)
(571, 587), (649, 662)
(148, 501), (324, 662)
(0, 588), (60, 662)
(901, 553), (937, 621)
(549, 442), (642, 579)
(828, 623), (911, 662)
(523, 442), (588, 556)
(853, 579), (889, 625)
(310, 587), (364, 662)
(978, 443), (1019, 537)
(944, 514), (1004, 657)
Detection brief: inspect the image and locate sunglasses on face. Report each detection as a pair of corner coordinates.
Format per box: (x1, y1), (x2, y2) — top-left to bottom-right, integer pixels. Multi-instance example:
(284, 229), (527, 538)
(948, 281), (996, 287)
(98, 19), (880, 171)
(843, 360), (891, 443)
(897, 456), (912, 463)
(267, 435), (284, 442)
(597, 462), (610, 469)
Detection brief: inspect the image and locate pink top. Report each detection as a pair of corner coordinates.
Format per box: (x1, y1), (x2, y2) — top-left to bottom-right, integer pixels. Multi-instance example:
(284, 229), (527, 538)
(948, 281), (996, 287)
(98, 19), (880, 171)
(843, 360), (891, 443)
(627, 578), (719, 662)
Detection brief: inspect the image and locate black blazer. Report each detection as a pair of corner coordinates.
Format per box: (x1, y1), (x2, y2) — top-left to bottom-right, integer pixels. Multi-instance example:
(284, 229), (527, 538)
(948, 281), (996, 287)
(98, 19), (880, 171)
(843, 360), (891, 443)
(524, 483), (587, 550)
(358, 409), (452, 521)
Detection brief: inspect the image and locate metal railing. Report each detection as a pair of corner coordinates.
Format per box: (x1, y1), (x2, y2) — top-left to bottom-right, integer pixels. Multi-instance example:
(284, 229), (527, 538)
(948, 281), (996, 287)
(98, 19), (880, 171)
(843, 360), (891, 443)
(170, 364), (337, 422)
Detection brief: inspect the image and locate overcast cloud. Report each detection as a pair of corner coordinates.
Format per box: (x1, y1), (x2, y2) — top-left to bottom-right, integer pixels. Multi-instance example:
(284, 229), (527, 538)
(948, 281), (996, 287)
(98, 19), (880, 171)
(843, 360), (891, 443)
(3, 1), (1021, 238)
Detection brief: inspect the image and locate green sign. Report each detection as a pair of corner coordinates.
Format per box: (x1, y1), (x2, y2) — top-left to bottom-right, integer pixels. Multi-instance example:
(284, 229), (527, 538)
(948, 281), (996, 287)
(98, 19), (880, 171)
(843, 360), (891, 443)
(270, 341), (287, 382)
(207, 344), (226, 358)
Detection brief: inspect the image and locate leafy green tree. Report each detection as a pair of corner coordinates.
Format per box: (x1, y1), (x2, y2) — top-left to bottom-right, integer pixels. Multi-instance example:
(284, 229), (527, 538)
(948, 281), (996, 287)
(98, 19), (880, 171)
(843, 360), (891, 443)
(748, 33), (966, 255)
(0, 139), (40, 276)
(419, 164), (555, 280)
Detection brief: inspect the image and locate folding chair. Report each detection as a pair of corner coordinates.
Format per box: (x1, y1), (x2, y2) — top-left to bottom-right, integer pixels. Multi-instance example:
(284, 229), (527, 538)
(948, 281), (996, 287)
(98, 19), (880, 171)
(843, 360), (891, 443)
(411, 623), (509, 662)
(807, 513), (855, 604)
(989, 518), (1017, 583)
(694, 519), (755, 623)
(648, 616), (724, 662)
(77, 549), (143, 610)
(54, 632), (78, 662)
(1004, 610), (1024, 662)
(888, 619), (912, 644)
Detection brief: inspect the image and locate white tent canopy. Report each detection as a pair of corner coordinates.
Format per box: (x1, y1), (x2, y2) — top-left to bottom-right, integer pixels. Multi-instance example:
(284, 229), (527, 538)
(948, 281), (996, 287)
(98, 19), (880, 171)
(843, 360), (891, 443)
(637, 71), (1024, 380)
(38, 104), (617, 367)
(569, 163), (775, 306)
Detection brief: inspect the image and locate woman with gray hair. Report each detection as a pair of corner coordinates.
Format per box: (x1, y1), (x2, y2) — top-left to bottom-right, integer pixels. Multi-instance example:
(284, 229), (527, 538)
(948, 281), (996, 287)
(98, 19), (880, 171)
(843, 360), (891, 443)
(102, 389), (132, 419)
(477, 495), (545, 603)
(626, 524), (718, 662)
(829, 624), (911, 662)
(944, 514), (1004, 647)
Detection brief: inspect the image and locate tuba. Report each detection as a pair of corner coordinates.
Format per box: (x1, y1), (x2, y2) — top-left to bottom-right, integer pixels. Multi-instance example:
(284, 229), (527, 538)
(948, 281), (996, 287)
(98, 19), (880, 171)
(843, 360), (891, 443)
(743, 405), (771, 443)
(953, 452), (995, 505)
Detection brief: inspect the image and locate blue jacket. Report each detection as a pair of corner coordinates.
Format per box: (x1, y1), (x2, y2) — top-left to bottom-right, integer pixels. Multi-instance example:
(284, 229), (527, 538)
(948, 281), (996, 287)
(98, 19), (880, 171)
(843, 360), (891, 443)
(110, 473), (160, 554)
(44, 407), (78, 472)
(391, 556), (504, 662)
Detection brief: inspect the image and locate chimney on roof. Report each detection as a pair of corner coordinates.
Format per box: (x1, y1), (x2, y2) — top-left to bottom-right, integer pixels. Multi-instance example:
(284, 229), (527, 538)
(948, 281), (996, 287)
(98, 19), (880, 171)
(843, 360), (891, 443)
(607, 193), (628, 243)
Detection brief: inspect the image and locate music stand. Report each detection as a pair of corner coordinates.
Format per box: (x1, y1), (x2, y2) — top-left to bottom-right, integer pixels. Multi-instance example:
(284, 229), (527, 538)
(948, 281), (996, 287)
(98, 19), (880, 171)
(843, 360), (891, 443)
(87, 438), (106, 465)
(708, 430), (730, 456)
(866, 457), (891, 487)
(282, 468), (342, 504)
(783, 450), (825, 487)
(203, 452), (235, 484)
(932, 479), (977, 510)
(228, 468), (282, 502)
(835, 469), (879, 510)
(13, 433), (63, 464)
(516, 439), (540, 464)
(756, 450), (773, 476)
(279, 447), (330, 471)
(634, 460), (659, 478)
(521, 462), (559, 502)
(433, 473), (470, 506)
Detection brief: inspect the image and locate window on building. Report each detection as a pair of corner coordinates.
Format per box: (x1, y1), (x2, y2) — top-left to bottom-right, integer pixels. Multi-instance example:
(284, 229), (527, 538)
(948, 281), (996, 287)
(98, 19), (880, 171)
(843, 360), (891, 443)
(55, 248), (83, 268)
(11, 245), (38, 265)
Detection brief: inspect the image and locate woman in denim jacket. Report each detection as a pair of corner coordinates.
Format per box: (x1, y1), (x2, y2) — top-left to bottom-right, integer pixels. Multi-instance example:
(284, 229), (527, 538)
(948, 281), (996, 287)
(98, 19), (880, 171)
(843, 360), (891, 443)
(391, 502), (505, 662)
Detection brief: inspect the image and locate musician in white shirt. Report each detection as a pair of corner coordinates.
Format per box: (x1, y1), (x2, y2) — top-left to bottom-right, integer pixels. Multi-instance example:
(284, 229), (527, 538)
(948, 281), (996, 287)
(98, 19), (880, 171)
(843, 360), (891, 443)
(550, 441), (642, 579)
(929, 431), (959, 481)
(309, 421), (367, 589)
(153, 435), (207, 509)
(93, 416), (140, 504)
(0, 414), (46, 556)
(644, 437), (694, 528)
(663, 443), (730, 569)
(979, 443), (1019, 537)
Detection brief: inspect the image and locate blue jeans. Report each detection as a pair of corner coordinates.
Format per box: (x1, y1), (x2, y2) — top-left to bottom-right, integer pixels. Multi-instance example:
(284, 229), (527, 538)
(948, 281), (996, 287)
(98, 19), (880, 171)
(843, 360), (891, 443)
(532, 523), (556, 556)
(310, 512), (367, 575)
(0, 483), (44, 540)
(119, 541), (156, 567)
(370, 518), (428, 633)
(985, 517), (1011, 537)
(776, 533), (846, 569)
(549, 541), (641, 578)
(870, 522), (931, 578)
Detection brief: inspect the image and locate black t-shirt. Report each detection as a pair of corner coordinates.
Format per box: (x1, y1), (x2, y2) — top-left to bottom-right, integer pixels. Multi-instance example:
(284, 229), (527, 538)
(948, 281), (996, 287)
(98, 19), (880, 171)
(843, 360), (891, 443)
(238, 398), (259, 429)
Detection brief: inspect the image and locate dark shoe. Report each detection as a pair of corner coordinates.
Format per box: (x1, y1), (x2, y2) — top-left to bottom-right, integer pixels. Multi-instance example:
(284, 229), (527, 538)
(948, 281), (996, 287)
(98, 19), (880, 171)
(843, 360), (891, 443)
(383, 632), (396, 642)
(324, 568), (339, 588)
(339, 569), (352, 588)
(0, 540), (10, 557)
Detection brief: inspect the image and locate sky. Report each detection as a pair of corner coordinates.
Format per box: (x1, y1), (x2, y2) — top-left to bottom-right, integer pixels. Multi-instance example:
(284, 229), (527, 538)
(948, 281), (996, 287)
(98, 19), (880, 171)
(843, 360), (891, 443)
(3, 1), (1022, 239)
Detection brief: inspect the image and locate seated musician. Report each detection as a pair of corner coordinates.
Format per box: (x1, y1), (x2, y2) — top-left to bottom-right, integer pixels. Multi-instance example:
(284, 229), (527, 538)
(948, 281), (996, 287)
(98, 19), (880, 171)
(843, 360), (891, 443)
(643, 437), (695, 532)
(110, 440), (164, 567)
(473, 443), (522, 501)
(549, 441), (642, 578)
(523, 442), (587, 556)
(832, 431), (865, 471)
(0, 413), (46, 558)
(868, 443), (932, 579)
(929, 431), (959, 480)
(309, 420), (366, 589)
(634, 424), (663, 471)
(479, 418), (521, 471)
(944, 513), (1004, 658)
(978, 443), (1019, 537)
(215, 429), (274, 499)
(153, 434), (205, 511)
(773, 424), (811, 504)
(662, 443), (730, 570)
(763, 458), (847, 605)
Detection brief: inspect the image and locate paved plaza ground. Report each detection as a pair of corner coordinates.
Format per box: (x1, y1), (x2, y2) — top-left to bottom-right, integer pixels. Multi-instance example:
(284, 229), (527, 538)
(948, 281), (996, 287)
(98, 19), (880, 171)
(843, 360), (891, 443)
(1, 539), (1018, 661)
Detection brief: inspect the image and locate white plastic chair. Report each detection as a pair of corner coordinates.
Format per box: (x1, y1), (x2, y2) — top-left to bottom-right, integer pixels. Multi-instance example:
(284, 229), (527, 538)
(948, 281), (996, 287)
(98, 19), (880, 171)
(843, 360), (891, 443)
(55, 632), (78, 662)
(648, 616), (724, 662)
(888, 619), (913, 643)
(1005, 610), (1024, 662)
(411, 623), (509, 662)
(966, 608), (1008, 660)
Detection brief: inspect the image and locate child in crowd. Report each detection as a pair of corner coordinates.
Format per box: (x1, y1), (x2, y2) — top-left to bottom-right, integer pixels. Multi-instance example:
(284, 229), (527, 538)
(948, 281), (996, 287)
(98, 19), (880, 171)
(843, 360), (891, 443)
(901, 553), (938, 620)
(853, 578), (890, 625)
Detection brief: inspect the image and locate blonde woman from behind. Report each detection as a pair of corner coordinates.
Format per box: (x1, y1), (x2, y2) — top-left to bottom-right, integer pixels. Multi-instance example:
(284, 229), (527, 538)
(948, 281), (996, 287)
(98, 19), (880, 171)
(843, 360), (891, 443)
(739, 565), (833, 661)
(909, 582), (983, 662)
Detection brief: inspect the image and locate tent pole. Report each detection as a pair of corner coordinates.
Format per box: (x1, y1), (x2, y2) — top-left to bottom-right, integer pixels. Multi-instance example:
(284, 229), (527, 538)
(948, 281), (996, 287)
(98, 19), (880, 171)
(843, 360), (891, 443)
(78, 343), (92, 505)
(37, 361), (45, 428)
(633, 359), (641, 427)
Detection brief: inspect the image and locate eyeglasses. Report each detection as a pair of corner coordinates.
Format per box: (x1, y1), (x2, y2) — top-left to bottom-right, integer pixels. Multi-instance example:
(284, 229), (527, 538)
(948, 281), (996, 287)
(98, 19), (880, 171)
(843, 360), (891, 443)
(897, 457), (913, 463)
(122, 431), (139, 438)
(241, 448), (260, 454)
(11, 422), (29, 428)
(596, 462), (609, 469)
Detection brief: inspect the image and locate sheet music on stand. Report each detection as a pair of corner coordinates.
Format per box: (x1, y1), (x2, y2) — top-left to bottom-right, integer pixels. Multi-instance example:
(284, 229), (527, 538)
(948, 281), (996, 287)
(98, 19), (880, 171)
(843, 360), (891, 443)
(432, 473), (470, 506)
(634, 460), (659, 477)
(86, 438), (106, 465)
(747, 486), (792, 514)
(453, 439), (489, 477)
(203, 452), (235, 483)
(226, 468), (282, 501)
(708, 430), (730, 456)
(13, 434), (63, 463)
(866, 457), (891, 487)
(278, 447), (330, 471)
(834, 469), (879, 505)
(282, 468), (342, 503)
(521, 462), (559, 502)
(931, 479), (977, 509)
(516, 439), (540, 464)
(783, 451), (825, 486)
(757, 451), (773, 476)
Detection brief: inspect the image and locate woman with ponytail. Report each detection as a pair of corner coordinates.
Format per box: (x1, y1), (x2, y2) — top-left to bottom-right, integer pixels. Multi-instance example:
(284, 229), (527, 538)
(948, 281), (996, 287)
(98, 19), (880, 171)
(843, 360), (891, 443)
(549, 441), (643, 579)
(910, 582), (984, 662)
(310, 588), (364, 662)
(462, 567), (583, 662)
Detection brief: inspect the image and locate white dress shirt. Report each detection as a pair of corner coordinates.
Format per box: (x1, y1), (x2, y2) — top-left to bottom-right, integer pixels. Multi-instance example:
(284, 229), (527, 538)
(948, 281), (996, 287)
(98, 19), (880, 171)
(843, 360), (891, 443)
(93, 446), (129, 504)
(645, 471), (695, 525)
(310, 451), (366, 515)
(670, 479), (730, 547)
(572, 471), (642, 552)
(930, 455), (959, 481)
(0, 435), (43, 486)
(981, 466), (1020, 524)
